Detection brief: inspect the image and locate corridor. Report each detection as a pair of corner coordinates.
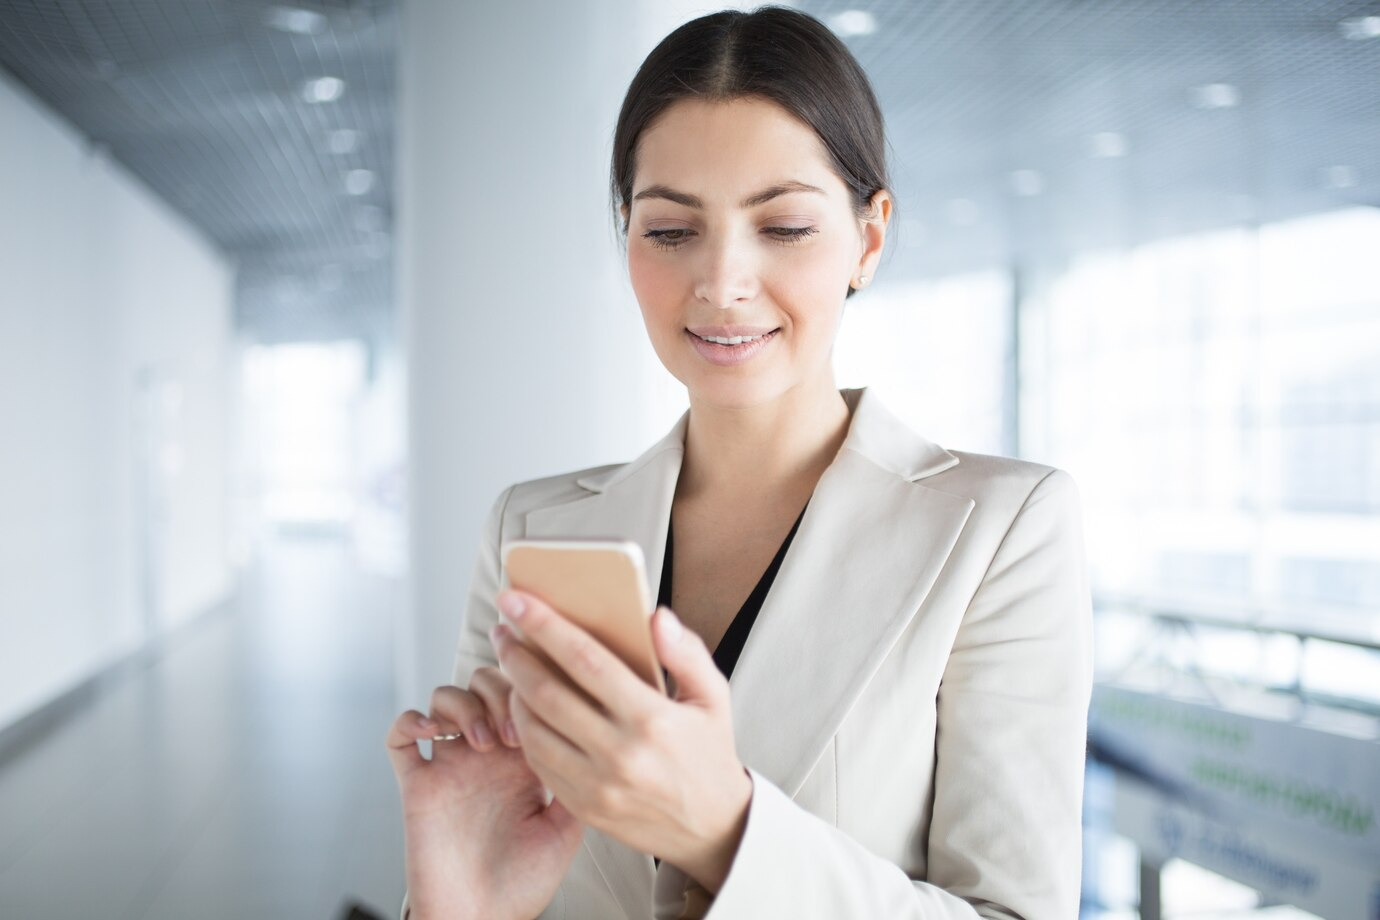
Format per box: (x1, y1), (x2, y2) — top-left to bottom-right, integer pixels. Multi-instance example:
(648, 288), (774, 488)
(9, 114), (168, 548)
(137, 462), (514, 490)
(0, 537), (406, 919)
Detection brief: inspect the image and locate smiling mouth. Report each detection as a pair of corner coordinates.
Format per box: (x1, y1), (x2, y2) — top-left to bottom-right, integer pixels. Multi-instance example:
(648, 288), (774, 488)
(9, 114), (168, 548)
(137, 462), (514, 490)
(683, 327), (781, 366)
(686, 328), (781, 345)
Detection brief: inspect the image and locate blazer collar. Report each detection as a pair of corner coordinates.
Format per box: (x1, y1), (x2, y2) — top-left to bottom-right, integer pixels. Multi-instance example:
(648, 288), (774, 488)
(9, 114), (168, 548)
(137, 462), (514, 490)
(522, 385), (975, 920)
(573, 385), (961, 493)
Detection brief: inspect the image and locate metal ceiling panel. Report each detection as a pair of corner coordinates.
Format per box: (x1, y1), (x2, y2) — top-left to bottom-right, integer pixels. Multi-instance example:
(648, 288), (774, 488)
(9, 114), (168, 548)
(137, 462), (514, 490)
(800, 0), (1380, 277)
(0, 0), (395, 343)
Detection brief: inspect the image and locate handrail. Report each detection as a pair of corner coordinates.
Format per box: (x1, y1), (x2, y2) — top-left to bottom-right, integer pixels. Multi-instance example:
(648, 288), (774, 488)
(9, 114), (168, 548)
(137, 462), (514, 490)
(1092, 591), (1380, 722)
(1092, 591), (1380, 652)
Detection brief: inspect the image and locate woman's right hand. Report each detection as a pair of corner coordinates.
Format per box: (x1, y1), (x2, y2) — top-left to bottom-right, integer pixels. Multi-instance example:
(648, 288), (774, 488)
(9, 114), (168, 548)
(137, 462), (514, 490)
(385, 667), (584, 920)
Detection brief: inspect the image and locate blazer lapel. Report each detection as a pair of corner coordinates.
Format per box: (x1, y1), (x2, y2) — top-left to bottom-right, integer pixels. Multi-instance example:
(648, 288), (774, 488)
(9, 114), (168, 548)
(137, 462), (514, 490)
(726, 389), (975, 798)
(520, 387), (975, 920)
(522, 407), (687, 596)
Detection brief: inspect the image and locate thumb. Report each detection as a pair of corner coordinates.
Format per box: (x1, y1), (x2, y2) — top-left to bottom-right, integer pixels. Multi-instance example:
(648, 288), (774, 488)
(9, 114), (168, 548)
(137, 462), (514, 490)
(653, 605), (720, 704)
(545, 794), (581, 842)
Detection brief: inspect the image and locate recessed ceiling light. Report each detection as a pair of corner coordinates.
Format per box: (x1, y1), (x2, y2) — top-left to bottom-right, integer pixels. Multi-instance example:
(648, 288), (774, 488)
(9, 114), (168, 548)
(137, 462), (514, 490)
(1088, 132), (1129, 158)
(1339, 16), (1380, 40)
(328, 128), (359, 154)
(828, 10), (877, 37)
(1190, 83), (1240, 109)
(345, 169), (376, 196)
(302, 76), (345, 104)
(264, 6), (327, 35)
(1009, 169), (1045, 196)
(1321, 165), (1359, 189)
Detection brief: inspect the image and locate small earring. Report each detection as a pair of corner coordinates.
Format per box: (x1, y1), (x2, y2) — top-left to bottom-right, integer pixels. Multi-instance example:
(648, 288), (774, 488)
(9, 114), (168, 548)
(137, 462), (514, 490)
(857, 275), (869, 287)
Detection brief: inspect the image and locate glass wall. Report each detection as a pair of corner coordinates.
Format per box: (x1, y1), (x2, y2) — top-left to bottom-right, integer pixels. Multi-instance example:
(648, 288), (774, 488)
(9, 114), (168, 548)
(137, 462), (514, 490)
(1019, 208), (1380, 702)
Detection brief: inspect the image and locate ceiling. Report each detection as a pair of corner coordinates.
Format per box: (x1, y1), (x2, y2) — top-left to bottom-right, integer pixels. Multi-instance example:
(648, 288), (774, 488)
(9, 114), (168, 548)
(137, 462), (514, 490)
(0, 0), (1375, 340)
(798, 0), (1380, 280)
(0, 0), (395, 343)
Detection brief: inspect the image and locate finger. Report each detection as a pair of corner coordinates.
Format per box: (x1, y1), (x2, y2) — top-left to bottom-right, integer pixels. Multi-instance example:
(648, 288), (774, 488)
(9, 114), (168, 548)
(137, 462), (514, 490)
(496, 588), (659, 724)
(543, 794), (583, 846)
(509, 688), (590, 792)
(494, 624), (619, 757)
(384, 709), (437, 777)
(469, 666), (521, 748)
(428, 684), (499, 752)
(652, 605), (727, 708)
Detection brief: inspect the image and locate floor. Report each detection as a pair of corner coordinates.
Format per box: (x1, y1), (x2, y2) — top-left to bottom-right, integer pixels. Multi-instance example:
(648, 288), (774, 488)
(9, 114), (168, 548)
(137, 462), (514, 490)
(0, 534), (407, 920)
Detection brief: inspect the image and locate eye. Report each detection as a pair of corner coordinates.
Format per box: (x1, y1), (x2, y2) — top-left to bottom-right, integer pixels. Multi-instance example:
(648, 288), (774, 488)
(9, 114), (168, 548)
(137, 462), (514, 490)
(640, 226), (819, 251)
(642, 228), (695, 250)
(764, 226), (819, 245)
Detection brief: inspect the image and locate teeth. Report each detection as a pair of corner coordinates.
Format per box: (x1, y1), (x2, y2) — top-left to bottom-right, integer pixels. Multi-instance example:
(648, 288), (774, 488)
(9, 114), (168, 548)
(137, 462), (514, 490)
(699, 333), (766, 345)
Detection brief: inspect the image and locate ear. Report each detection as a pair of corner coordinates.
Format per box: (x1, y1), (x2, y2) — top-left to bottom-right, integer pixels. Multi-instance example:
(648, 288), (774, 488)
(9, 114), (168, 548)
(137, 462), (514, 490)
(855, 190), (892, 282)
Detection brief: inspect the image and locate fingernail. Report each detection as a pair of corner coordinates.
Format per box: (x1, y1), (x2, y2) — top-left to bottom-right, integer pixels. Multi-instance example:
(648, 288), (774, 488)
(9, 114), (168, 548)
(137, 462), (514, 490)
(659, 606), (683, 643)
(504, 719), (519, 746)
(418, 716), (437, 728)
(490, 623), (509, 645)
(497, 591), (526, 619)
(472, 722), (495, 746)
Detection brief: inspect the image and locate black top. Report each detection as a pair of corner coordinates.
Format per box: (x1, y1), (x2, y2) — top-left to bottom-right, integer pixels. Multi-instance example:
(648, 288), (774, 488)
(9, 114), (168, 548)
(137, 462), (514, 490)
(652, 500), (808, 870)
(656, 499), (810, 688)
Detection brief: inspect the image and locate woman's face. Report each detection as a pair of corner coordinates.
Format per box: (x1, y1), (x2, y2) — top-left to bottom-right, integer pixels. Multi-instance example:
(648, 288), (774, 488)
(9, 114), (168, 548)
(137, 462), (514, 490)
(623, 96), (890, 410)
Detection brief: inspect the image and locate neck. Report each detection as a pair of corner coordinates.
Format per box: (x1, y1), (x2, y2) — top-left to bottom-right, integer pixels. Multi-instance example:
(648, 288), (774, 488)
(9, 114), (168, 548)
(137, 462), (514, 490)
(678, 374), (853, 500)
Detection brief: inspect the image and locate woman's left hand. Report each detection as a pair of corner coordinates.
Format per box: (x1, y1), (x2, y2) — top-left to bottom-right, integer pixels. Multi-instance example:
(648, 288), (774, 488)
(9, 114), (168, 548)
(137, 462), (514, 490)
(489, 588), (753, 894)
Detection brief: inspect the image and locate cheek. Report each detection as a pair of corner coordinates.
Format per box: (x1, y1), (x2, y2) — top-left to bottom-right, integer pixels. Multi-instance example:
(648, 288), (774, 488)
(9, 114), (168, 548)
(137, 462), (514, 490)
(768, 248), (850, 332)
(626, 236), (852, 336)
(627, 248), (675, 311)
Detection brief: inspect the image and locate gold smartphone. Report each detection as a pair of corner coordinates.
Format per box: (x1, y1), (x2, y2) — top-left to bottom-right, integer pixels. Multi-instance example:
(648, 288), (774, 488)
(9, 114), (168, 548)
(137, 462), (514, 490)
(500, 538), (668, 696)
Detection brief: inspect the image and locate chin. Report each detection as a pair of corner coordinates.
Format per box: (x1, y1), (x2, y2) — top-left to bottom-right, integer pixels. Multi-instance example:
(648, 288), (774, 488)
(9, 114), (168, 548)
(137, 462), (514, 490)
(684, 373), (790, 410)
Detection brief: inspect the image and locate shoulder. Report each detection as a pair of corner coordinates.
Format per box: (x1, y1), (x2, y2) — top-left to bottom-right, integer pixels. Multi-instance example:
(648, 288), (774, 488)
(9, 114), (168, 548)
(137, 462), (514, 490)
(479, 460), (623, 536)
(847, 386), (1078, 520)
(506, 462), (614, 507)
(920, 448), (1083, 534)
(929, 448), (1066, 500)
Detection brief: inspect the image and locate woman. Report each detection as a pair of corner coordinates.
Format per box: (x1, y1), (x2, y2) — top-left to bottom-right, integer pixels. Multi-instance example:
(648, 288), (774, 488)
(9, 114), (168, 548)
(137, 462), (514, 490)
(386, 6), (1093, 920)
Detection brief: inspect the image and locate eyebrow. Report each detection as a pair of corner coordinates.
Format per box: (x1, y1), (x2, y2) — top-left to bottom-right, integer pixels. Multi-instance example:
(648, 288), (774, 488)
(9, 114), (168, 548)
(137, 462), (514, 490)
(631, 180), (826, 209)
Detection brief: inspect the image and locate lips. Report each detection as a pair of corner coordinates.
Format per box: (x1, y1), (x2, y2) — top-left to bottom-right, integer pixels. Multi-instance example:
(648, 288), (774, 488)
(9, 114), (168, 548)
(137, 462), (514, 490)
(685, 327), (780, 366)
(685, 324), (780, 339)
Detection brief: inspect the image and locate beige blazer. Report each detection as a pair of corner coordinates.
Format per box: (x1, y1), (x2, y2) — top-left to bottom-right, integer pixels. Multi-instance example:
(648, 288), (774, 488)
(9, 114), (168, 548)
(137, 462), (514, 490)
(401, 385), (1093, 920)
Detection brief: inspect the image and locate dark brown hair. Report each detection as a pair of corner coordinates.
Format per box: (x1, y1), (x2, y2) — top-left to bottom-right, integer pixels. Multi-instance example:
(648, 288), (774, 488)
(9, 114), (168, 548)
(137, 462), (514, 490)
(609, 5), (895, 299)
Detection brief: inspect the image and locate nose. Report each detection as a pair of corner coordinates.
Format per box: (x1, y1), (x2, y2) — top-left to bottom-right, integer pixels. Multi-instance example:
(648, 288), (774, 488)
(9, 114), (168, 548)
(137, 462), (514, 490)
(692, 228), (758, 309)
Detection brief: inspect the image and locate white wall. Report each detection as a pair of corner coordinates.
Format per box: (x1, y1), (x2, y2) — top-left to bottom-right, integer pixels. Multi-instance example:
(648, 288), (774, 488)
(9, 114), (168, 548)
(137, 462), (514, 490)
(396, 0), (753, 704)
(0, 68), (235, 730)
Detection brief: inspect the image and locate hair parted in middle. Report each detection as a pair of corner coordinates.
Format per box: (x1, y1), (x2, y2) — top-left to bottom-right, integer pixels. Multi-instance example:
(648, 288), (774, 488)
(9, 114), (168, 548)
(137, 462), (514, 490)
(608, 5), (895, 299)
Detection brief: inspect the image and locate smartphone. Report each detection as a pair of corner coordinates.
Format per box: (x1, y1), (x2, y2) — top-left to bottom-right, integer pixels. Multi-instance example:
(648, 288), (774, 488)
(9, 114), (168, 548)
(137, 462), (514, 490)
(500, 538), (668, 696)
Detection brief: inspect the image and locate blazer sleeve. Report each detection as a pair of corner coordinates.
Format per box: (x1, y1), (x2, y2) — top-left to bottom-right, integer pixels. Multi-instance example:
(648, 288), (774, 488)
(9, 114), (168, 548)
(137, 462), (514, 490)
(399, 484), (516, 920)
(451, 484), (515, 687)
(704, 468), (1094, 920)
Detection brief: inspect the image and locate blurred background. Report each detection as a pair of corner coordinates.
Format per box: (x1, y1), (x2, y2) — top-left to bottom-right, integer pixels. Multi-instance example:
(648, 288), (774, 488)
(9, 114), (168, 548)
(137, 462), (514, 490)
(0, 0), (1376, 918)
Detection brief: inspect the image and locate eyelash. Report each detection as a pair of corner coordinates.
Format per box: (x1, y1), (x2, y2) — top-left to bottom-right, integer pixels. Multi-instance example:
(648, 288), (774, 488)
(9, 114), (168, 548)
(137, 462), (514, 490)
(641, 226), (819, 251)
